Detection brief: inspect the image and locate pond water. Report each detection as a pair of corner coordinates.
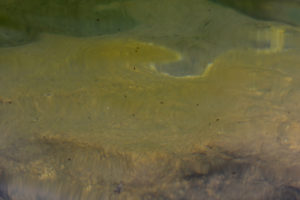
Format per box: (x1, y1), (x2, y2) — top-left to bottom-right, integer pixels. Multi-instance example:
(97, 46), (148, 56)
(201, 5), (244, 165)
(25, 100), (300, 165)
(1, 0), (300, 199)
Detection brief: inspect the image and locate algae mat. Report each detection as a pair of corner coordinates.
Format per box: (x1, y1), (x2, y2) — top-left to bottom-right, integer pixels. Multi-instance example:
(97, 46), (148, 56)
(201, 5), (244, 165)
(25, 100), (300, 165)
(0, 33), (299, 154)
(1, 0), (300, 197)
(0, 34), (214, 153)
(1, 33), (300, 199)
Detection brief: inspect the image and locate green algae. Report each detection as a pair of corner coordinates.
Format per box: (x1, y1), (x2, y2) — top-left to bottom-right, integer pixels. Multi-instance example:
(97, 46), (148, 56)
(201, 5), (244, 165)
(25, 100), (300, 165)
(1, 1), (300, 199)
(1, 33), (298, 154)
(0, 25), (300, 200)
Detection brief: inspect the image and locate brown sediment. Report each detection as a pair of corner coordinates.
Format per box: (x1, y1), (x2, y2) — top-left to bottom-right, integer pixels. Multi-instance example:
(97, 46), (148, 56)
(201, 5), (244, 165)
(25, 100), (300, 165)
(1, 136), (300, 199)
(0, 97), (12, 105)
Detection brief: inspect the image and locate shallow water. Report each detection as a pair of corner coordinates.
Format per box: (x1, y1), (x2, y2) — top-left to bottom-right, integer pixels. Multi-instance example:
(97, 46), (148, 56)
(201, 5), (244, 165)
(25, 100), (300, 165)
(1, 0), (300, 199)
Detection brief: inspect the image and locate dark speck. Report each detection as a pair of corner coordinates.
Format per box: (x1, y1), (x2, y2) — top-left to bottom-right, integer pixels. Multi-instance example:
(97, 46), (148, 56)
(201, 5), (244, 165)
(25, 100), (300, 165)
(196, 104), (199, 106)
(216, 118), (220, 122)
(160, 101), (164, 104)
(132, 114), (135, 117)
(114, 183), (123, 194)
(135, 46), (140, 53)
(183, 173), (205, 180)
(203, 20), (210, 28)
(68, 158), (71, 161)
(96, 18), (100, 22)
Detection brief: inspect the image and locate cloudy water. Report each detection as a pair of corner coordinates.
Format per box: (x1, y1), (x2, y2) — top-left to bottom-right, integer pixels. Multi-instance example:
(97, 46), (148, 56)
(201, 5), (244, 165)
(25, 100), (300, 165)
(1, 0), (300, 199)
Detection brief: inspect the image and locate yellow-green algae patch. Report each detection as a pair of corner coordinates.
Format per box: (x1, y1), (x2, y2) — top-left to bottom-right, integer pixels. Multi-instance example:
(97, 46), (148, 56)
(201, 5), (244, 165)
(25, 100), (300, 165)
(81, 38), (182, 64)
(2, 33), (300, 200)
(0, 34), (299, 154)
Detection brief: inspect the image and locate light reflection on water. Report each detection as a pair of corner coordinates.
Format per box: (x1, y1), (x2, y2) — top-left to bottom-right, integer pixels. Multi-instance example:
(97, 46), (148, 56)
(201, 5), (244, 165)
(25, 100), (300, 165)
(0, 0), (300, 199)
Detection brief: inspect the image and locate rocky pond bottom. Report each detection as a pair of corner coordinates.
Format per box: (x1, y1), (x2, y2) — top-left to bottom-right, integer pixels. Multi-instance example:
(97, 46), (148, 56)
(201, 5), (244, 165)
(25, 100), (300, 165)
(0, 32), (300, 199)
(1, 0), (300, 199)
(1, 135), (300, 200)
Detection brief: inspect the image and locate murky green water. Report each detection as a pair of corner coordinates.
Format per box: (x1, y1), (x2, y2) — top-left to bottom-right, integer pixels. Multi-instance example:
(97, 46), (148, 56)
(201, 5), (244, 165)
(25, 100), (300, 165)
(1, 0), (300, 199)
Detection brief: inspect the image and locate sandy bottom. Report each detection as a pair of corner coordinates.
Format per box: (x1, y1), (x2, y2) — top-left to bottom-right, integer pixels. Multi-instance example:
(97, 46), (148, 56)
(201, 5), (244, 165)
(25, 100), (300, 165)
(1, 0), (300, 200)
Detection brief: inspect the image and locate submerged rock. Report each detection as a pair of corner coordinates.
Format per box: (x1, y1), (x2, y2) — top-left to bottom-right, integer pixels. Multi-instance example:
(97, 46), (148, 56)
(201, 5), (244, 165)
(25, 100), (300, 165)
(211, 0), (300, 26)
(0, 0), (136, 47)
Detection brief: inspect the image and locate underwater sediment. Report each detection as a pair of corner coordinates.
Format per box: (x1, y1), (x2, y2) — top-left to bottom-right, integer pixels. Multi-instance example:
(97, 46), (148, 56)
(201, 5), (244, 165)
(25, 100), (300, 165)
(0, 0), (300, 199)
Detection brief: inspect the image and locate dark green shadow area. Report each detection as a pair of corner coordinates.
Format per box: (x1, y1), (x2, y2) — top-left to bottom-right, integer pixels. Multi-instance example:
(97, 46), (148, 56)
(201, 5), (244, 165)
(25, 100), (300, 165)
(0, 0), (136, 47)
(210, 0), (300, 26)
